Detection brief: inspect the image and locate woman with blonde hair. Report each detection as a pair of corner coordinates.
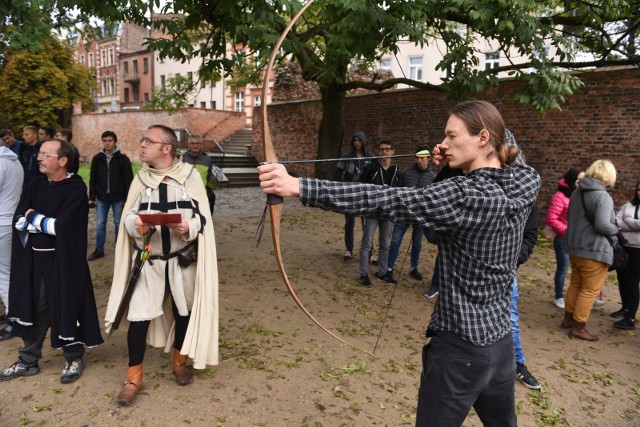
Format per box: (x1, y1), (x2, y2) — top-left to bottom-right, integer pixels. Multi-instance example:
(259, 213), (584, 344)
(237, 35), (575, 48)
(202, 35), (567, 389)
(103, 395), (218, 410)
(561, 160), (618, 340)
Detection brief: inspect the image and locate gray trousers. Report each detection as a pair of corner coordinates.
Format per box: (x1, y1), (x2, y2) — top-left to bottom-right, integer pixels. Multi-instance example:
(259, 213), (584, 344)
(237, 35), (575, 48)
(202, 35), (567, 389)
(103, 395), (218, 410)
(359, 217), (392, 276)
(19, 277), (84, 366)
(0, 225), (11, 312)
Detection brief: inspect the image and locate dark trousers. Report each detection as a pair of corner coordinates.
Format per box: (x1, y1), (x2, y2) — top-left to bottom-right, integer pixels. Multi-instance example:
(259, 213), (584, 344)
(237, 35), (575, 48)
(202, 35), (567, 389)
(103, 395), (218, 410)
(344, 214), (364, 253)
(127, 299), (190, 366)
(19, 278), (84, 366)
(416, 331), (517, 427)
(617, 246), (640, 319)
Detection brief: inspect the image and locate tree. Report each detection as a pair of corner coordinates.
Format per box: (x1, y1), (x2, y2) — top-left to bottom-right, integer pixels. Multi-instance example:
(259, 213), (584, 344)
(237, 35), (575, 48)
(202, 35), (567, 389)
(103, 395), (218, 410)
(20, 1), (640, 177)
(0, 1), (96, 129)
(144, 74), (198, 114)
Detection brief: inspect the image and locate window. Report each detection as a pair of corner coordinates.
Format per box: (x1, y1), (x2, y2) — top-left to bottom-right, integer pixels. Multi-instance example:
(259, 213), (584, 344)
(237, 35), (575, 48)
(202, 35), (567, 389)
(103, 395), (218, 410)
(88, 52), (94, 67)
(144, 93), (149, 102)
(485, 52), (500, 70)
(200, 101), (206, 108)
(254, 95), (262, 107)
(409, 57), (423, 80)
(133, 86), (139, 102)
(101, 49), (106, 66)
(109, 78), (115, 95)
(234, 92), (244, 112)
(80, 54), (85, 65)
(123, 61), (129, 74)
(210, 101), (216, 109)
(187, 72), (193, 84)
(109, 48), (114, 65)
(102, 80), (108, 96)
(200, 78), (206, 89)
(124, 88), (130, 103)
(132, 60), (138, 74)
(378, 58), (391, 70)
(160, 75), (166, 89)
(143, 58), (148, 74)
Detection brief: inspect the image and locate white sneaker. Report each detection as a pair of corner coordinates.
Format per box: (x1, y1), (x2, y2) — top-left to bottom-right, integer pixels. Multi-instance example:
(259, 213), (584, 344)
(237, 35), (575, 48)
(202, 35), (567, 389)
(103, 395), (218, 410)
(554, 298), (565, 310)
(593, 298), (606, 307)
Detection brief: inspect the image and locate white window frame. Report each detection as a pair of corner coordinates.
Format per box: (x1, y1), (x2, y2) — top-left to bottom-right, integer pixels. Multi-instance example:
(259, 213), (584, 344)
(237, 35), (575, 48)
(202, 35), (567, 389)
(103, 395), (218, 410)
(378, 58), (391, 70)
(485, 52), (500, 71)
(234, 92), (244, 112)
(409, 57), (423, 81)
(254, 95), (262, 107)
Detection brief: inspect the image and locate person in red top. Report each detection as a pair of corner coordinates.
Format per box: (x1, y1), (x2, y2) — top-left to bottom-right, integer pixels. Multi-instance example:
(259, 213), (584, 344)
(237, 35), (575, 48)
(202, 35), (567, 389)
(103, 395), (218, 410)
(545, 168), (580, 310)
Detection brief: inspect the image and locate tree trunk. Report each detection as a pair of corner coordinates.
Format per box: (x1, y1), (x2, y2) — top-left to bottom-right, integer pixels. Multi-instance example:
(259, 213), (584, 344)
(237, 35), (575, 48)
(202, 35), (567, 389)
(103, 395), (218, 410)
(316, 84), (346, 179)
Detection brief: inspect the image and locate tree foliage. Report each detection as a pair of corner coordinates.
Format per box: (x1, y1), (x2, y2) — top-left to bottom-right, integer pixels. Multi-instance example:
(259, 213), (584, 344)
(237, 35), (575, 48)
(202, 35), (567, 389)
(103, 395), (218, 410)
(143, 74), (198, 114)
(0, 35), (95, 128)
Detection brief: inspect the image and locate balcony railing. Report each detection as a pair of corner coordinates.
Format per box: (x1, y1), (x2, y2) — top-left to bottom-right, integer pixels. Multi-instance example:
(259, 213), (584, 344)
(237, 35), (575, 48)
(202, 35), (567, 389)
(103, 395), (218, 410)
(124, 72), (140, 83)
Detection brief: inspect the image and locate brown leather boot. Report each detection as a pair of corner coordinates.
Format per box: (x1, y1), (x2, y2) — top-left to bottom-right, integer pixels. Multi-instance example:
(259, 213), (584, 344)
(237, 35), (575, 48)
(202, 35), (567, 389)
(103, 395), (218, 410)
(569, 321), (599, 341)
(560, 311), (574, 329)
(116, 364), (143, 406)
(172, 348), (193, 386)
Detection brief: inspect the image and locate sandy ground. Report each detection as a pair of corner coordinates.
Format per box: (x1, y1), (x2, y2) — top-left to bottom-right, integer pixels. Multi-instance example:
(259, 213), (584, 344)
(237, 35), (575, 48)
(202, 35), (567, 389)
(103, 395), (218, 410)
(0, 187), (639, 427)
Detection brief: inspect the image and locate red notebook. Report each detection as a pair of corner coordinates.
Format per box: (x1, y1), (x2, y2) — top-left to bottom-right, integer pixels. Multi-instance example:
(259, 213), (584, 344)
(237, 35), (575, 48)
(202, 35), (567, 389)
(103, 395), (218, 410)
(139, 213), (182, 225)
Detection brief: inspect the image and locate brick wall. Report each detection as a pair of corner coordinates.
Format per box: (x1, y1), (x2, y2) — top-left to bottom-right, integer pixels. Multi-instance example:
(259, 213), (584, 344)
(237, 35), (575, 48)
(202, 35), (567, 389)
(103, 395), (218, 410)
(72, 108), (246, 163)
(253, 68), (640, 222)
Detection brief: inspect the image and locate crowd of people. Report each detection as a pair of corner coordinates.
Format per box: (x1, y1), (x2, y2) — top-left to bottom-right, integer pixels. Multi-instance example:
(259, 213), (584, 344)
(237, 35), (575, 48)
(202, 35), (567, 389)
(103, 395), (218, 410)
(0, 124), (219, 407)
(0, 100), (637, 425)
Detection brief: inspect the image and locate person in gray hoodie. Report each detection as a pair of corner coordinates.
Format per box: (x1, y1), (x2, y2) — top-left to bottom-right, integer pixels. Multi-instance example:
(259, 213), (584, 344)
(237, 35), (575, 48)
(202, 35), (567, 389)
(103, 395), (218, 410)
(334, 131), (375, 260)
(0, 141), (24, 340)
(562, 159), (619, 341)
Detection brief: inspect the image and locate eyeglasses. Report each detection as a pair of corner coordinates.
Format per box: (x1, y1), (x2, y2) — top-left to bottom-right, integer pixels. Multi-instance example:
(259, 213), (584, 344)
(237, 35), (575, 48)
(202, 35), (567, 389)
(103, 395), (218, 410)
(37, 152), (60, 159)
(139, 137), (169, 146)
(380, 147), (394, 152)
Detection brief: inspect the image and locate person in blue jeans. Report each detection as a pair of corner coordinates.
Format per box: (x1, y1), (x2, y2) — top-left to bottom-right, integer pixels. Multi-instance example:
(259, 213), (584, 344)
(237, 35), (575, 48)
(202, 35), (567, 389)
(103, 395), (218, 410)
(387, 148), (436, 281)
(512, 205), (541, 389)
(88, 131), (133, 261)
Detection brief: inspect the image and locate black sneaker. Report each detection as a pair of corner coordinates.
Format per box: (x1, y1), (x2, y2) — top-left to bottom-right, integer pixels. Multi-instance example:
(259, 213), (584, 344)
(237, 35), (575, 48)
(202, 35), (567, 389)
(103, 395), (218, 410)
(61, 358), (84, 384)
(369, 255), (378, 266)
(0, 361), (40, 381)
(410, 269), (423, 281)
(0, 324), (15, 342)
(360, 274), (372, 288)
(423, 286), (439, 299)
(610, 308), (627, 318)
(613, 318), (636, 330)
(343, 250), (353, 261)
(516, 363), (541, 390)
(0, 313), (7, 324)
(87, 250), (104, 261)
(375, 271), (397, 285)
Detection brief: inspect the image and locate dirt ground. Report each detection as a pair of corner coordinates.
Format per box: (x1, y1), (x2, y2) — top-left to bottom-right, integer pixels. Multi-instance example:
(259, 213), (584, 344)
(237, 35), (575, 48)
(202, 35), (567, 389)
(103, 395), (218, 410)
(0, 187), (639, 427)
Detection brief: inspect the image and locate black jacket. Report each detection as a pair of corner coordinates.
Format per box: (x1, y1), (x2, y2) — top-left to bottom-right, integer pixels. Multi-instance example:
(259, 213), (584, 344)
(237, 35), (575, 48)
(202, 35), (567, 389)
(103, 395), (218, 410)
(89, 149), (133, 202)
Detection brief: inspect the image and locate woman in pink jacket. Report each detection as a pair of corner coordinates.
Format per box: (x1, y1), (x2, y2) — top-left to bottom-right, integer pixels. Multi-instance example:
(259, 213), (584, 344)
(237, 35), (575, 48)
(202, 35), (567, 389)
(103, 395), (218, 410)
(546, 168), (580, 309)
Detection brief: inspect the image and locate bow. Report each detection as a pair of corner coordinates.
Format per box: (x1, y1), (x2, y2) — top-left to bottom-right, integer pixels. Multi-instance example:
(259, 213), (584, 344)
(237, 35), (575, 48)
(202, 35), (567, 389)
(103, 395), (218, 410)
(260, 0), (373, 357)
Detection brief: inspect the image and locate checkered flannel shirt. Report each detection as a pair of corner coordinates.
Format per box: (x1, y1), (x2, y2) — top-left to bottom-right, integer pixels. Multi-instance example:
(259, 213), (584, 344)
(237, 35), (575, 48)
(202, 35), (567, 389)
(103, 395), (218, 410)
(300, 164), (541, 346)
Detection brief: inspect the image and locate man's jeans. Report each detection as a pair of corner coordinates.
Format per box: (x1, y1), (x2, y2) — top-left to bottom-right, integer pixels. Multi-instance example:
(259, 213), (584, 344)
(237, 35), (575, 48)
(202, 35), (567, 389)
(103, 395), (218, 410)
(553, 237), (569, 299)
(387, 223), (424, 272)
(95, 199), (124, 252)
(359, 218), (392, 276)
(510, 277), (525, 365)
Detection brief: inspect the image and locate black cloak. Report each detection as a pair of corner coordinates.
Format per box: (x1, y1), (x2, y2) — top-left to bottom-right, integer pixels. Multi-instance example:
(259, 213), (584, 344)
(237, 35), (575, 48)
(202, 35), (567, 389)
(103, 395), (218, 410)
(8, 174), (103, 348)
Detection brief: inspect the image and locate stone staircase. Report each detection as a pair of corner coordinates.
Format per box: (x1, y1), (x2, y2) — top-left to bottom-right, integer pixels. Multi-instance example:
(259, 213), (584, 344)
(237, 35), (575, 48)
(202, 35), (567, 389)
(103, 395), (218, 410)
(213, 128), (260, 187)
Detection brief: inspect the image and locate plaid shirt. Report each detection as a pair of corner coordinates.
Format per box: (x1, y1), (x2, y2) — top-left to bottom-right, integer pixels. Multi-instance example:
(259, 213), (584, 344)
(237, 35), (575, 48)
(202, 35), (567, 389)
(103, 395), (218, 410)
(300, 164), (541, 346)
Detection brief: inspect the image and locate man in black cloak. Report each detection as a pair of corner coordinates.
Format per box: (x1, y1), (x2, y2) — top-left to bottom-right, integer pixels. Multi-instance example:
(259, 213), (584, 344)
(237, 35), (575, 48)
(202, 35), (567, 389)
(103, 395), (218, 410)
(0, 138), (103, 384)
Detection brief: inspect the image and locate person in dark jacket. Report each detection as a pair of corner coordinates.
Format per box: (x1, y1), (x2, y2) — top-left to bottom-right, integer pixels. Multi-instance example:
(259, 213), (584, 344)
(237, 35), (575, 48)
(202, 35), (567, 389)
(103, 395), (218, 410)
(87, 131), (133, 261)
(386, 147), (436, 281)
(357, 141), (400, 287)
(19, 125), (42, 186)
(55, 129), (81, 175)
(334, 131), (375, 261)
